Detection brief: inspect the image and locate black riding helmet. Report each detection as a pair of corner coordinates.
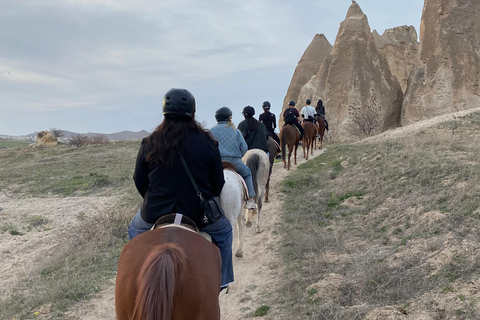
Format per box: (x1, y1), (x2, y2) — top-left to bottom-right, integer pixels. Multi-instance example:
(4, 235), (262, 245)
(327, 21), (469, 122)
(215, 106), (233, 122)
(262, 101), (271, 110)
(288, 100), (295, 107)
(242, 105), (255, 117)
(306, 99), (311, 105)
(162, 88), (196, 118)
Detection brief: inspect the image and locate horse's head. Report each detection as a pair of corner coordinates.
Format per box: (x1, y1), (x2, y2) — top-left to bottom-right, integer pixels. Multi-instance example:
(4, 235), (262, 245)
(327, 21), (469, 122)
(244, 208), (257, 228)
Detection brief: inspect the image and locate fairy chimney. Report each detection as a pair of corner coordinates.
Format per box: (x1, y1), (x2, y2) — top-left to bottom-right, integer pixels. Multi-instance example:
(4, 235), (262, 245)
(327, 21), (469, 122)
(299, 2), (403, 140)
(36, 131), (58, 146)
(280, 34), (332, 127)
(402, 0), (480, 125)
(373, 26), (419, 94)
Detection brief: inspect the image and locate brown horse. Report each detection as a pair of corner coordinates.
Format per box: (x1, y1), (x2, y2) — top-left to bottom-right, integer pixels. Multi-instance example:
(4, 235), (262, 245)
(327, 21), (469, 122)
(280, 124), (300, 170)
(115, 225), (222, 320)
(301, 121), (317, 160)
(315, 116), (326, 150)
(265, 136), (279, 203)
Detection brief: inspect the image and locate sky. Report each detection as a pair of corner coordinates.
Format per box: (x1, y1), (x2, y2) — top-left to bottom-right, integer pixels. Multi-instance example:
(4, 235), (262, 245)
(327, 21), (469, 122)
(0, 0), (424, 136)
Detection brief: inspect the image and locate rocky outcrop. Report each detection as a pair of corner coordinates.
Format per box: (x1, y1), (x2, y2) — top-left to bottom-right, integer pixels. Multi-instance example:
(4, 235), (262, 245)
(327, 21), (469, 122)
(402, 0), (480, 125)
(280, 34), (332, 126)
(298, 1), (403, 139)
(373, 26), (419, 93)
(36, 131), (58, 146)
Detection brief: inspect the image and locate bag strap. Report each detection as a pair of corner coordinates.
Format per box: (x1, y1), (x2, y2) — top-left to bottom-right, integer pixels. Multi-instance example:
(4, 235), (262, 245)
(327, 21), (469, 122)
(180, 155), (204, 201)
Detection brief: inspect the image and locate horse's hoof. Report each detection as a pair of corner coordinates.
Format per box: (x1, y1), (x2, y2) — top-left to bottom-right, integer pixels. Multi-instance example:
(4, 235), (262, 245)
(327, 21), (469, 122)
(265, 198), (269, 203)
(256, 227), (261, 233)
(235, 250), (243, 258)
(246, 221), (252, 228)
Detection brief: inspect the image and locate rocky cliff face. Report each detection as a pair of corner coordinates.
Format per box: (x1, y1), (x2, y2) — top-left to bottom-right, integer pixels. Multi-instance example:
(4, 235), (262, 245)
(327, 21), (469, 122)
(296, 1), (403, 139)
(402, 0), (480, 125)
(280, 34), (332, 126)
(373, 26), (419, 94)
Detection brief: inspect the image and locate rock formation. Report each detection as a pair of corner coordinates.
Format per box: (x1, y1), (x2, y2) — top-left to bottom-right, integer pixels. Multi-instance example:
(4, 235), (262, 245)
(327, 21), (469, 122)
(280, 34), (332, 126)
(296, 2), (403, 139)
(402, 0), (480, 125)
(373, 26), (419, 93)
(36, 131), (58, 146)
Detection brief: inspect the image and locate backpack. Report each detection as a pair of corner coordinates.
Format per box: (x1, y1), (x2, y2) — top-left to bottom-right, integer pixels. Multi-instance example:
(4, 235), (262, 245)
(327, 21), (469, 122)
(284, 108), (297, 123)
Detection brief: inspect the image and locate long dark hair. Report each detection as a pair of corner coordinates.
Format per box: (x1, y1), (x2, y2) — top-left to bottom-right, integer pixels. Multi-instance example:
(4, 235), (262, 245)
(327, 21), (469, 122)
(245, 116), (259, 131)
(146, 114), (214, 169)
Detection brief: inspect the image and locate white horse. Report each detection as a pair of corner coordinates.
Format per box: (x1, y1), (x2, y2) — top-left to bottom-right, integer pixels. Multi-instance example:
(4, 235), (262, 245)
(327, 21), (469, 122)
(242, 149), (270, 233)
(220, 169), (246, 258)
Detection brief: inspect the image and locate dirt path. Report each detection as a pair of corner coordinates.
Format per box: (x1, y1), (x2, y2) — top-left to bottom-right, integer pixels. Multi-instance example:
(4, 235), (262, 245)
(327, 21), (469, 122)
(65, 144), (326, 320)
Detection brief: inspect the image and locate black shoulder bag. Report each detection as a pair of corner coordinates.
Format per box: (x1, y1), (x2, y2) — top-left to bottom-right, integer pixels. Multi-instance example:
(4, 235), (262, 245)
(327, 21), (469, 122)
(180, 156), (225, 227)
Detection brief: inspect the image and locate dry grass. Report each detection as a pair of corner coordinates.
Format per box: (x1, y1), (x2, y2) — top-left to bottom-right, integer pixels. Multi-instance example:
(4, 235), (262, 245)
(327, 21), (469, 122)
(0, 140), (142, 319)
(276, 112), (480, 319)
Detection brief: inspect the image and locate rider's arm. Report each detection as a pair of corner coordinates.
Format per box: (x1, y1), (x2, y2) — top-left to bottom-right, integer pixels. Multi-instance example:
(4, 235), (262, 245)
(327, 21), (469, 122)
(133, 139), (150, 198)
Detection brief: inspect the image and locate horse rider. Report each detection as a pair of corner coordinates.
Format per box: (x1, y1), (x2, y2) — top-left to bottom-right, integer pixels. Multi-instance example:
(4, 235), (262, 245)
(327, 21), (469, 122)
(315, 99), (331, 133)
(210, 106), (258, 210)
(237, 105), (269, 153)
(128, 88), (234, 291)
(301, 98), (319, 136)
(259, 101), (281, 151)
(283, 100), (304, 141)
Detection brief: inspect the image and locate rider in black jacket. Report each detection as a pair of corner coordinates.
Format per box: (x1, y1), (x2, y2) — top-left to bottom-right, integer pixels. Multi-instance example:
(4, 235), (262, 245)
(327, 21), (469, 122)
(237, 105), (269, 153)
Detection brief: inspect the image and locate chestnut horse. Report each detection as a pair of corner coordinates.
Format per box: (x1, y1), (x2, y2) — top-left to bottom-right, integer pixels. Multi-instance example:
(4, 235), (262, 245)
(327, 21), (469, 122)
(265, 137), (279, 203)
(280, 124), (300, 170)
(115, 225), (222, 320)
(315, 116), (326, 150)
(301, 121), (317, 160)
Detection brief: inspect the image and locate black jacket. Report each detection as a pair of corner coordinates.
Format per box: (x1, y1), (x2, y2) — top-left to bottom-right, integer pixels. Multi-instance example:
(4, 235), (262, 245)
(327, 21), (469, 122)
(133, 130), (225, 225)
(237, 119), (269, 152)
(259, 112), (277, 134)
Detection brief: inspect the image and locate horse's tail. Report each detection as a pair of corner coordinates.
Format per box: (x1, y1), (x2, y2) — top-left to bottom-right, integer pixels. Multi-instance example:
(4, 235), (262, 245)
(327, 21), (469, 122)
(281, 129), (287, 160)
(245, 153), (260, 196)
(132, 243), (186, 320)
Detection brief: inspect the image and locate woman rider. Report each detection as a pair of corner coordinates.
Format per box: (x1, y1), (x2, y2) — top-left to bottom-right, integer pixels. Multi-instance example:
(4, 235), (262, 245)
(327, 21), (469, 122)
(127, 88), (233, 290)
(210, 106), (258, 210)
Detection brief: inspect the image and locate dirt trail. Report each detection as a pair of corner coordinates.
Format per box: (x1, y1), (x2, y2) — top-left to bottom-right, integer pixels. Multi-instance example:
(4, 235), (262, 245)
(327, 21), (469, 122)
(65, 145), (326, 320)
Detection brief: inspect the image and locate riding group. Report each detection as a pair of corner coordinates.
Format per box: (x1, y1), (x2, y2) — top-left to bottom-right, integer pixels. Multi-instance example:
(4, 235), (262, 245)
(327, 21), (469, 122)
(115, 88), (331, 319)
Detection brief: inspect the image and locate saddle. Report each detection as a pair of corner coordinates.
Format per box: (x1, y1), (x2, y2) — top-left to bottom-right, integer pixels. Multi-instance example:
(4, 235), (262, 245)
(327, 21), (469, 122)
(222, 161), (249, 201)
(268, 137), (280, 150)
(286, 124), (301, 137)
(152, 213), (212, 242)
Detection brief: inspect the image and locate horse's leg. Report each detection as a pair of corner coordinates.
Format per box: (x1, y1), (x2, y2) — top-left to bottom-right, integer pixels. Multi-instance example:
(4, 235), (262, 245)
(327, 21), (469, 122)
(255, 199), (262, 233)
(287, 144), (291, 170)
(235, 214), (243, 258)
(293, 143), (298, 165)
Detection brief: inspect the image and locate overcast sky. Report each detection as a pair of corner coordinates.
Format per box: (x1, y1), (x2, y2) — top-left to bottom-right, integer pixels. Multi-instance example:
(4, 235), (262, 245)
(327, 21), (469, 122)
(0, 0), (423, 136)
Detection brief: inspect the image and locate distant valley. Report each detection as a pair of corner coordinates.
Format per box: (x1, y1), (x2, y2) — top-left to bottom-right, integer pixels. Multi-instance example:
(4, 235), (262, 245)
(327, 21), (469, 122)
(0, 129), (150, 142)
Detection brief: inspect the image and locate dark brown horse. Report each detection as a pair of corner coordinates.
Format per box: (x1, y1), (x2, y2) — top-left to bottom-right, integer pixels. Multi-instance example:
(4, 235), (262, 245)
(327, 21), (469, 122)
(265, 136), (279, 203)
(315, 116), (326, 150)
(115, 225), (222, 320)
(280, 124), (300, 170)
(301, 121), (317, 160)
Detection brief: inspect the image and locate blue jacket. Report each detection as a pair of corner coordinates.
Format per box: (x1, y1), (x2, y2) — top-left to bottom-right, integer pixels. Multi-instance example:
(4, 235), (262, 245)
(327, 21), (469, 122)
(210, 121), (248, 159)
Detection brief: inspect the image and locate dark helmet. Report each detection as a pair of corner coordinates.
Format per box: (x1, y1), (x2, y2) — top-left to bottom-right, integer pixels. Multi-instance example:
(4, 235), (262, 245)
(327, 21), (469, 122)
(262, 101), (271, 110)
(242, 105), (255, 116)
(215, 106), (233, 122)
(306, 99), (311, 105)
(288, 100), (296, 107)
(162, 88), (196, 117)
